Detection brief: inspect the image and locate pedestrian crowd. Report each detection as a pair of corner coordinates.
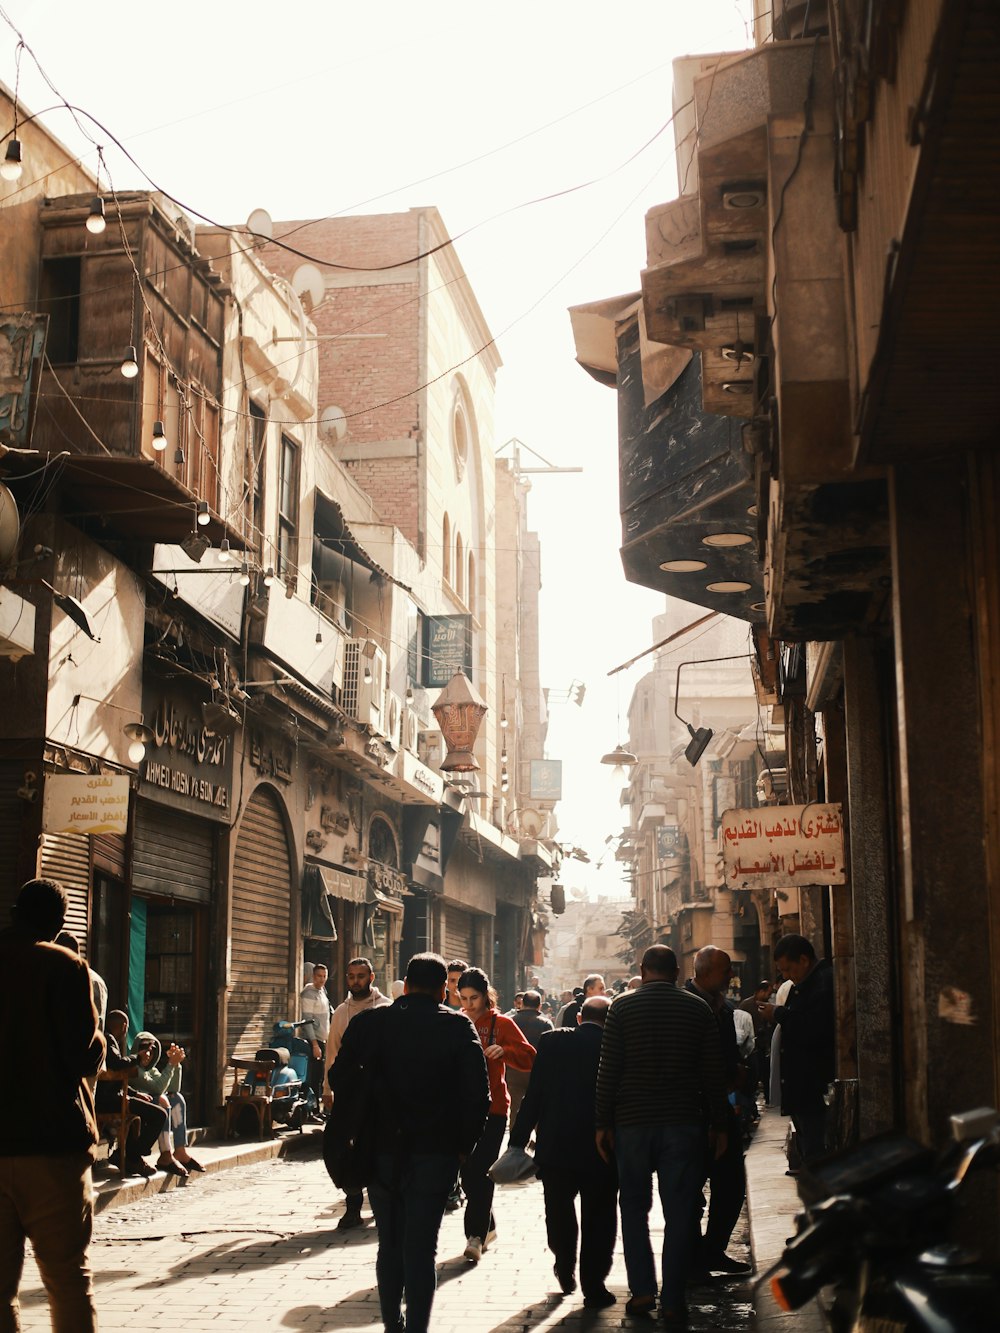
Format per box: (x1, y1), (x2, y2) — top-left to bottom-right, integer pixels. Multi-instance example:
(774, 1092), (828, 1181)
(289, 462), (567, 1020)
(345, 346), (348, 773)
(0, 874), (835, 1333)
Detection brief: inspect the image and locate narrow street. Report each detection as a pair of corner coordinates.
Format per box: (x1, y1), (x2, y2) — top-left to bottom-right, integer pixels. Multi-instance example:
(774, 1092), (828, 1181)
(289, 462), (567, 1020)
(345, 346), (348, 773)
(18, 1150), (757, 1332)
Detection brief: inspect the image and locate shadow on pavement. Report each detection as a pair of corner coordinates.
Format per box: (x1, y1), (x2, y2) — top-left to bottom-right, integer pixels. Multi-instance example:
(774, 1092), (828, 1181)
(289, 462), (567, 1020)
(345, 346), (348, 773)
(280, 1287), (381, 1330)
(132, 1225), (378, 1288)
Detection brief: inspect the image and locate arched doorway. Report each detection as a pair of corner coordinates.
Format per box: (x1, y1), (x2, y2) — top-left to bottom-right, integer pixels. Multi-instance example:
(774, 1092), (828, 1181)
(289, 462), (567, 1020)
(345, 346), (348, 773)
(227, 786), (293, 1060)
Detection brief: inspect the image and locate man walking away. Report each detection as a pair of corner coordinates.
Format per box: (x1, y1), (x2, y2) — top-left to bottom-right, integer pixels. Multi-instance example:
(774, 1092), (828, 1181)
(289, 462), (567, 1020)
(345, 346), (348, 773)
(510, 996), (618, 1310)
(331, 952), (489, 1333)
(595, 945), (728, 1328)
(300, 962), (332, 1111)
(0, 879), (105, 1331)
(684, 947), (752, 1279)
(508, 990), (552, 1125)
(759, 935), (835, 1165)
(325, 956), (392, 1228)
(557, 974), (606, 1027)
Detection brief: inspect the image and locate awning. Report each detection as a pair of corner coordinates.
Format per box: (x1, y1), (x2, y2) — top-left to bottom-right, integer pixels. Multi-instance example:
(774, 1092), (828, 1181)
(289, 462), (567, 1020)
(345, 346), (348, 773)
(311, 862), (368, 904)
(0, 452), (247, 548)
(313, 489), (411, 593)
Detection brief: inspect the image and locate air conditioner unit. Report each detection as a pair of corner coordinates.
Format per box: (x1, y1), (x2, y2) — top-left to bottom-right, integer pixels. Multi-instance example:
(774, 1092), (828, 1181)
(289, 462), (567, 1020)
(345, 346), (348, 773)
(343, 639), (386, 730)
(315, 579), (348, 630)
(383, 689), (403, 749)
(417, 728), (445, 770)
(402, 707), (420, 755)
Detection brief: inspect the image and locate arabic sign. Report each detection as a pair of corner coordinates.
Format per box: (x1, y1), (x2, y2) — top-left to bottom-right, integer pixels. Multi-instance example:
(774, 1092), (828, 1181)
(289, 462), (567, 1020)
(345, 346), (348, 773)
(722, 804), (846, 887)
(0, 313), (47, 448)
(43, 773), (130, 836)
(529, 759), (562, 801)
(656, 825), (681, 860)
(423, 615), (472, 687)
(138, 681), (235, 823)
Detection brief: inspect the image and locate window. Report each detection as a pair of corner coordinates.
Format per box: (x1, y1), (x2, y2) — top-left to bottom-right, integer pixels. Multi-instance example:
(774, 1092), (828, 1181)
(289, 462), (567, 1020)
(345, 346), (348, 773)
(278, 433), (300, 581)
(38, 257), (81, 364)
(248, 401), (267, 554)
(189, 385), (220, 509)
(467, 550), (476, 617)
(442, 514), (451, 584)
(455, 533), (463, 599)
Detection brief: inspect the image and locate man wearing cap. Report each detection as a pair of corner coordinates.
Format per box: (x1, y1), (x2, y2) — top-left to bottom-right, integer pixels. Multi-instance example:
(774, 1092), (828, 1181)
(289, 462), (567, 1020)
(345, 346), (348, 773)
(0, 878), (105, 1330)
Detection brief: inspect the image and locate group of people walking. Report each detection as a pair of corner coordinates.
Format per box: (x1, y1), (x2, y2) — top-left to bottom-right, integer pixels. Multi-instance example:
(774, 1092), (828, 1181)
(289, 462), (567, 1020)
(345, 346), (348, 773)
(0, 874), (835, 1333)
(324, 942), (784, 1332)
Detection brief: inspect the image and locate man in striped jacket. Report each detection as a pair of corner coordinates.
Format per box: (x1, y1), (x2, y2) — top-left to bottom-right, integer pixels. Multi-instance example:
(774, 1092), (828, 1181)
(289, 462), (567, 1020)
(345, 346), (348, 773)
(595, 945), (728, 1328)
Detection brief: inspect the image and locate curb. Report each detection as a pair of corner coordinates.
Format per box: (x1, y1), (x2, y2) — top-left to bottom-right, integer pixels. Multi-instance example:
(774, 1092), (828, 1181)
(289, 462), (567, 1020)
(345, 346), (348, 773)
(93, 1123), (324, 1214)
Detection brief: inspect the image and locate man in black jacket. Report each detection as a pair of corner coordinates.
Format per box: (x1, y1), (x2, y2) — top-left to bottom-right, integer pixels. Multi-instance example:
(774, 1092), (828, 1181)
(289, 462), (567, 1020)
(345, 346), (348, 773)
(760, 934), (835, 1163)
(0, 878), (105, 1330)
(510, 996), (618, 1310)
(331, 952), (489, 1333)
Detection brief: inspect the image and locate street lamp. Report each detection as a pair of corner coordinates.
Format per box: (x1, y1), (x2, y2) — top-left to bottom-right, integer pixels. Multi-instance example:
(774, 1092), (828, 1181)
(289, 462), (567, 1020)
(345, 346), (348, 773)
(431, 669), (487, 772)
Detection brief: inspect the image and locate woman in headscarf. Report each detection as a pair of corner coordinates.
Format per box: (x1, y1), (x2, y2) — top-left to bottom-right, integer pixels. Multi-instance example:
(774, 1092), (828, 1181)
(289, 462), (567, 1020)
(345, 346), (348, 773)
(456, 966), (535, 1263)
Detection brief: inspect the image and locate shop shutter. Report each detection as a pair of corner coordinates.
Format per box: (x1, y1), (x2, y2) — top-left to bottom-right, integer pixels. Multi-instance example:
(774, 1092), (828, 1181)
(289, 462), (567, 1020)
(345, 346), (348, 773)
(91, 832), (126, 880)
(442, 903), (474, 964)
(227, 786), (292, 1060)
(132, 802), (214, 903)
(38, 831), (90, 951)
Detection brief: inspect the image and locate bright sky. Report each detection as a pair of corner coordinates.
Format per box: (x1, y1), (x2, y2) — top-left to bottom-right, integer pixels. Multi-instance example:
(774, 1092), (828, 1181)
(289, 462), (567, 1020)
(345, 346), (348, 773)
(2, 0), (754, 896)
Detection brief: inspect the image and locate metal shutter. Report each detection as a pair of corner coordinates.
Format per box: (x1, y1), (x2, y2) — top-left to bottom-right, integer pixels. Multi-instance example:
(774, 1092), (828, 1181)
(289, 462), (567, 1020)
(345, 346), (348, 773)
(227, 786), (292, 1060)
(132, 802), (213, 903)
(442, 904), (474, 964)
(38, 831), (90, 951)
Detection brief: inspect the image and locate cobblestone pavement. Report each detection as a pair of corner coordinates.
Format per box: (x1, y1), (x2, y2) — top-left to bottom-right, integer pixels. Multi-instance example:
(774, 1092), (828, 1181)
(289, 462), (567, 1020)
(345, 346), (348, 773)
(18, 1150), (754, 1331)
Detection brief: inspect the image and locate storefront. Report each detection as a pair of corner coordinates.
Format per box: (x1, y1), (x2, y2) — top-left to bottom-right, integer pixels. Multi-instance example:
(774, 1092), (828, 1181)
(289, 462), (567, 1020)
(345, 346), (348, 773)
(131, 678), (233, 1121)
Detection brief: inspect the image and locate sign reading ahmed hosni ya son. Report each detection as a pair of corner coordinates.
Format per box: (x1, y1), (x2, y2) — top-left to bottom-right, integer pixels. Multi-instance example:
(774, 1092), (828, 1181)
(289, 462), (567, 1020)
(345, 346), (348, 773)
(722, 803), (846, 888)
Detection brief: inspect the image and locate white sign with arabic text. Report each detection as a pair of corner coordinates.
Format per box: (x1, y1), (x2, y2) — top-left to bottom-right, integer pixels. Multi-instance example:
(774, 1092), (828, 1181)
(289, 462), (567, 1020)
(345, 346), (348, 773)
(43, 773), (130, 837)
(722, 803), (846, 888)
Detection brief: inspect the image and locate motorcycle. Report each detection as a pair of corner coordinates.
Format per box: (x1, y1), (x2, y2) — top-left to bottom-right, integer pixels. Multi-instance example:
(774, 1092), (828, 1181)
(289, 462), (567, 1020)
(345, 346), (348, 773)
(763, 1106), (1000, 1331)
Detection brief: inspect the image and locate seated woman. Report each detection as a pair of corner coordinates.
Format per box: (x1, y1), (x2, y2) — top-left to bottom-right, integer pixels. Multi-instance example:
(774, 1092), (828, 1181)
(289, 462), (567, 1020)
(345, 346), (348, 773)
(129, 1032), (204, 1176)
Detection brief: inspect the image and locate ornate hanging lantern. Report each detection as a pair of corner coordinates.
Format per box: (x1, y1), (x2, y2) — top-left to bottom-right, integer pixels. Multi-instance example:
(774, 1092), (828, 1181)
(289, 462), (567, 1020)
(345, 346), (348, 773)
(431, 669), (488, 772)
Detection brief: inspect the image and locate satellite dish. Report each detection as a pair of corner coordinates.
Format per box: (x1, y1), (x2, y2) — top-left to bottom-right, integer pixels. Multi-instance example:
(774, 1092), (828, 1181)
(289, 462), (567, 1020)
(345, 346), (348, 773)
(292, 262), (325, 312)
(0, 483), (20, 566)
(319, 406), (348, 444)
(519, 808), (544, 838)
(246, 208), (273, 241)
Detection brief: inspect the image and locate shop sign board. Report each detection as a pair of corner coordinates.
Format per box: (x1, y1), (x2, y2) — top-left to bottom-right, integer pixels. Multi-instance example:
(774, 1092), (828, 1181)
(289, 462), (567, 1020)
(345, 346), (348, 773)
(422, 615), (472, 687)
(722, 803), (846, 887)
(529, 759), (562, 801)
(43, 773), (129, 836)
(138, 682), (235, 823)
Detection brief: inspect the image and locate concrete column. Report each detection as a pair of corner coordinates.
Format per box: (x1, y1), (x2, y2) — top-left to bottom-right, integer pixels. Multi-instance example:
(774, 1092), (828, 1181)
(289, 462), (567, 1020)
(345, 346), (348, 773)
(842, 635), (898, 1136)
(890, 461), (997, 1141)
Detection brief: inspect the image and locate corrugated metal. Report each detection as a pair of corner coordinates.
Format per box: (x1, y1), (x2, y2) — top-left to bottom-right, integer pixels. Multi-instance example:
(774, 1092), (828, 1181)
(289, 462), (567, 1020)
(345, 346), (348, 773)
(38, 831), (90, 952)
(132, 802), (213, 904)
(442, 904), (474, 964)
(227, 787), (292, 1060)
(91, 831), (126, 880)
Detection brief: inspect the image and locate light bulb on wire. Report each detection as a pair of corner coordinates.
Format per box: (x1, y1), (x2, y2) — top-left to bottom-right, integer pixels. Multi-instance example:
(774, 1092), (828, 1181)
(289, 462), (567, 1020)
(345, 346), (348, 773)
(85, 196), (106, 235)
(152, 420), (167, 451)
(238, 562), (251, 587)
(500, 711), (508, 729)
(196, 501), (210, 527)
(121, 346), (139, 379)
(363, 665), (373, 684)
(217, 539), (232, 564)
(263, 566), (275, 587)
(127, 739), (146, 764)
(1, 139), (23, 182)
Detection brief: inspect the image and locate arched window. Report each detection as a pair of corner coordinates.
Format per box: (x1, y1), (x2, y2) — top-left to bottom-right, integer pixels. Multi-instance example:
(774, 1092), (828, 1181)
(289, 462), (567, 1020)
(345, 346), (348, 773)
(442, 513), (451, 584)
(467, 550), (476, 617)
(455, 533), (464, 599)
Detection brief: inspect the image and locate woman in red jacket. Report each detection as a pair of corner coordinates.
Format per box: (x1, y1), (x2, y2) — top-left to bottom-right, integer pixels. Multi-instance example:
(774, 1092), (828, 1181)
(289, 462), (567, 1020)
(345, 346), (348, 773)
(457, 966), (535, 1263)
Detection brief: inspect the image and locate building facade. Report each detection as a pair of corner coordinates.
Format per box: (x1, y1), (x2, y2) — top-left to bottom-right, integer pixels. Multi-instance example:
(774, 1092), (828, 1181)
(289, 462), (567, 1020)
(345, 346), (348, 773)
(570, 0), (1000, 1245)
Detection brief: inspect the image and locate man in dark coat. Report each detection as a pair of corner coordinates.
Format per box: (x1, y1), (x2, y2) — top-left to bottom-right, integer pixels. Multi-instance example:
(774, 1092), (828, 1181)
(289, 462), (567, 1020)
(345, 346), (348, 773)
(508, 990), (553, 1125)
(330, 952), (489, 1333)
(510, 996), (618, 1310)
(760, 934), (835, 1163)
(684, 947), (752, 1278)
(0, 878), (105, 1330)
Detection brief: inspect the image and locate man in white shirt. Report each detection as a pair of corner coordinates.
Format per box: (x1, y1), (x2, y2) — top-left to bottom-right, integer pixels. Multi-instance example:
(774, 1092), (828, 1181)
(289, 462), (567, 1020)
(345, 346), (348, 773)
(300, 963), (332, 1108)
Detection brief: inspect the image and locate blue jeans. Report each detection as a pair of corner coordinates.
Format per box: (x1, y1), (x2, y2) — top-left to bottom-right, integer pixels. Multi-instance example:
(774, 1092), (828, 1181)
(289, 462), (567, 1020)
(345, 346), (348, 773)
(615, 1122), (706, 1310)
(367, 1150), (459, 1333)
